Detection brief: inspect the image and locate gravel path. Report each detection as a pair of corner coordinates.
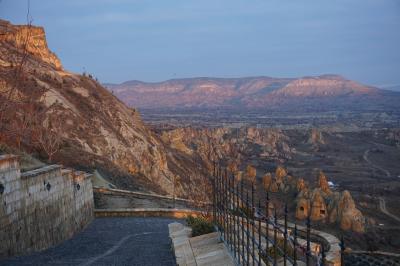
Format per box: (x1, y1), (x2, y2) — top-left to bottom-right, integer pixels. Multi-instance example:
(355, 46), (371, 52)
(1, 217), (178, 266)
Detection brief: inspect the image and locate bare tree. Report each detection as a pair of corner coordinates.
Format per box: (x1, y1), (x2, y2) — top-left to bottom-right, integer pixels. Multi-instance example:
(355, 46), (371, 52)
(0, 0), (33, 143)
(33, 110), (62, 162)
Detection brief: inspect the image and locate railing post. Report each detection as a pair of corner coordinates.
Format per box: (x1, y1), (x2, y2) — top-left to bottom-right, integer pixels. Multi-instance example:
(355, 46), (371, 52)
(213, 162), (216, 225)
(306, 216), (311, 266)
(218, 166), (222, 232)
(233, 174), (237, 260)
(224, 168), (227, 241)
(258, 200), (262, 266)
(265, 192), (270, 262)
(340, 236), (345, 266)
(293, 224), (298, 266)
(283, 203), (288, 266)
(246, 191), (250, 266)
(321, 242), (326, 266)
(251, 184), (255, 266)
(273, 208), (278, 266)
(228, 172), (232, 251)
(216, 166), (219, 231)
(241, 180), (245, 265)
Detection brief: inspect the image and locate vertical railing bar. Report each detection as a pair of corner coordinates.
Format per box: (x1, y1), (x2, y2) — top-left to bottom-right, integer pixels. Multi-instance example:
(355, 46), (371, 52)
(258, 200), (262, 266)
(220, 166), (223, 233)
(293, 224), (298, 266)
(228, 172), (232, 251)
(219, 166), (223, 233)
(246, 190), (250, 265)
(340, 236), (345, 266)
(217, 166), (220, 232)
(222, 168), (228, 241)
(251, 184), (255, 266)
(233, 175), (237, 260)
(321, 241), (326, 266)
(241, 180), (245, 265)
(213, 162), (216, 225)
(224, 169), (227, 242)
(265, 192), (270, 263)
(273, 208), (277, 266)
(230, 174), (233, 257)
(216, 165), (219, 231)
(283, 203), (288, 266)
(306, 216), (311, 266)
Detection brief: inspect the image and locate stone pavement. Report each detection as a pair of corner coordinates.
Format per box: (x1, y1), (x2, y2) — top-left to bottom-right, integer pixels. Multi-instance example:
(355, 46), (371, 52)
(1, 217), (178, 266)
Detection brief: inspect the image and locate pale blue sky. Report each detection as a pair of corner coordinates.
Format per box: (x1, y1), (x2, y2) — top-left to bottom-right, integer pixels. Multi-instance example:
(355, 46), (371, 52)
(1, 0), (400, 89)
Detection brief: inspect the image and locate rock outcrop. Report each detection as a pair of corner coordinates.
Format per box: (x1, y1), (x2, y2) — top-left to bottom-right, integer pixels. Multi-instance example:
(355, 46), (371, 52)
(259, 165), (365, 232)
(317, 171), (331, 194)
(293, 171), (365, 232)
(329, 191), (365, 232)
(0, 20), (62, 70)
(0, 19), (208, 198)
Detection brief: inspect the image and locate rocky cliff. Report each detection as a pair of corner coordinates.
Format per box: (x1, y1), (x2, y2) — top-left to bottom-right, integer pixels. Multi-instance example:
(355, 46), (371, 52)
(0, 20), (62, 70)
(0, 19), (207, 198)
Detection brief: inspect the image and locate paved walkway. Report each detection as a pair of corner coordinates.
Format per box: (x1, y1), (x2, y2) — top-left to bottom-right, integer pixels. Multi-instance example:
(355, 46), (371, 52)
(1, 217), (178, 266)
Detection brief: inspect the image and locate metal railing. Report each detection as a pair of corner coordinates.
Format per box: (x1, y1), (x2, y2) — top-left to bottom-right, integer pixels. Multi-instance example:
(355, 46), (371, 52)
(211, 165), (341, 266)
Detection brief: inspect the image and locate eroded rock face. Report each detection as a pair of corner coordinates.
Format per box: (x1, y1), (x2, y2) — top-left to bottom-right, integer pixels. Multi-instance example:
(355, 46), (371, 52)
(0, 19), (209, 198)
(0, 20), (62, 70)
(160, 127), (294, 175)
(336, 191), (365, 232)
(308, 128), (325, 146)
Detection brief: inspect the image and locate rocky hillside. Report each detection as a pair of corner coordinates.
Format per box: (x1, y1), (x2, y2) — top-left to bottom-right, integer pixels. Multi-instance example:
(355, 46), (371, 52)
(105, 75), (400, 111)
(0, 19), (208, 197)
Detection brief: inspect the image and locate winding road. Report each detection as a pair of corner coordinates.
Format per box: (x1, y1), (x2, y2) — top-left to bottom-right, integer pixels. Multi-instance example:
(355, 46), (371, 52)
(378, 197), (400, 223)
(363, 148), (391, 178)
(362, 146), (400, 223)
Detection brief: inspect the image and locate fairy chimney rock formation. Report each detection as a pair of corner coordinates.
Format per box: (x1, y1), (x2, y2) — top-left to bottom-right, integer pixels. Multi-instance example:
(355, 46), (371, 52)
(296, 178), (306, 192)
(275, 165), (287, 181)
(263, 173), (272, 190)
(245, 165), (257, 184)
(317, 171), (331, 194)
(336, 191), (365, 232)
(310, 190), (328, 221)
(296, 197), (310, 220)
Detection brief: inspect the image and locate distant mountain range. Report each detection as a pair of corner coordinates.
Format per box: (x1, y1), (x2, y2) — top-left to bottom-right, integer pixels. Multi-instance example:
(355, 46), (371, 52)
(105, 75), (400, 111)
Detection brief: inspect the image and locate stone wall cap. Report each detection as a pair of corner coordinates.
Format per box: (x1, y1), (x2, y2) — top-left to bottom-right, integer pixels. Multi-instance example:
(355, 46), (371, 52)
(93, 187), (211, 205)
(0, 154), (18, 162)
(61, 169), (72, 174)
(94, 208), (200, 213)
(84, 173), (93, 179)
(21, 164), (61, 178)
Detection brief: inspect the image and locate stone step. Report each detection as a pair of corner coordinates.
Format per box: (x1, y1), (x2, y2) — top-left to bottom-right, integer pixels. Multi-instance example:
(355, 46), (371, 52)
(168, 222), (235, 266)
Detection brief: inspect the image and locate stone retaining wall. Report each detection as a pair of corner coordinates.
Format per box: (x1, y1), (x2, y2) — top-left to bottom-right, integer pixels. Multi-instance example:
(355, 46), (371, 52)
(0, 154), (94, 258)
(94, 208), (203, 219)
(93, 187), (211, 210)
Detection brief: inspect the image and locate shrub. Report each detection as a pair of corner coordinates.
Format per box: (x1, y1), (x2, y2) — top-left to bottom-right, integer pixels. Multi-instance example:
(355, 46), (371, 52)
(186, 215), (214, 237)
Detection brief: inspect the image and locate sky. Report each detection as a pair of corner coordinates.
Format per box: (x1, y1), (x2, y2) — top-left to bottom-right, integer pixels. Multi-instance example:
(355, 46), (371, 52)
(1, 0), (400, 89)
